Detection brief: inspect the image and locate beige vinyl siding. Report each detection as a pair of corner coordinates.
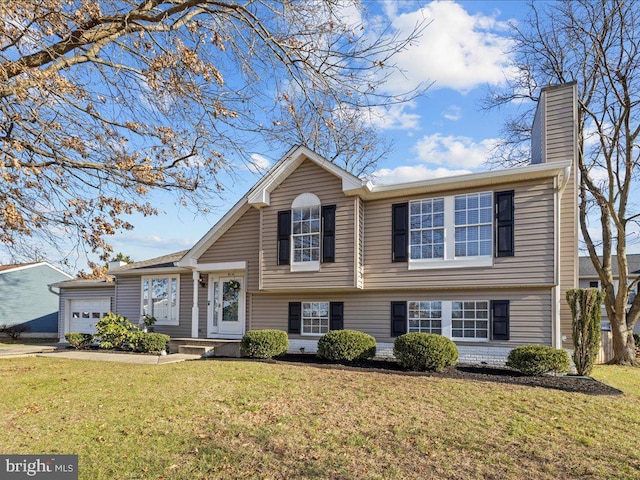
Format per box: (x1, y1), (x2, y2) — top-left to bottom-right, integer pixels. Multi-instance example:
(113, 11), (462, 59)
(261, 159), (355, 290)
(250, 288), (552, 347)
(114, 274), (193, 338)
(541, 85), (579, 347)
(196, 206), (258, 336)
(198, 207), (260, 292)
(363, 180), (555, 289)
(58, 286), (115, 339)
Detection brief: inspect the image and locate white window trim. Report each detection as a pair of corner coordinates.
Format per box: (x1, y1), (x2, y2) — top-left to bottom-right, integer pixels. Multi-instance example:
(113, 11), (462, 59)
(408, 301), (443, 335)
(291, 261), (320, 272)
(408, 194), (494, 270)
(450, 300), (490, 342)
(300, 301), (330, 336)
(407, 300), (490, 342)
(141, 275), (180, 326)
(291, 193), (321, 272)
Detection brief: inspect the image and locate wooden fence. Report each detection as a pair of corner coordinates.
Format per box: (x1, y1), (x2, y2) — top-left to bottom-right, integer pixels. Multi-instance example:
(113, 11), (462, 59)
(597, 331), (614, 364)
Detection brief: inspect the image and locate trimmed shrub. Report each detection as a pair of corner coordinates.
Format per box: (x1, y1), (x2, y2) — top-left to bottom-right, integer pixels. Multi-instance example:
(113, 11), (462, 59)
(317, 329), (376, 361)
(94, 312), (138, 350)
(393, 333), (458, 372)
(241, 330), (289, 359)
(567, 288), (604, 375)
(65, 332), (93, 349)
(131, 332), (170, 354)
(506, 345), (570, 376)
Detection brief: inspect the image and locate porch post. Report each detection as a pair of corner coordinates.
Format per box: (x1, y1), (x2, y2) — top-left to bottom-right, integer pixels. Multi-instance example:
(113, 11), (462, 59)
(191, 270), (200, 338)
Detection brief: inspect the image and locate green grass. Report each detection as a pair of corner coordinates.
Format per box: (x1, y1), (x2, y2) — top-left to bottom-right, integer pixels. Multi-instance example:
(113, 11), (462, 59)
(1, 358), (639, 479)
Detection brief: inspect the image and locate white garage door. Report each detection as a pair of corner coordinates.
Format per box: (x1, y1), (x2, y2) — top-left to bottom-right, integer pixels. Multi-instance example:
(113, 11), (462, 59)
(68, 298), (111, 334)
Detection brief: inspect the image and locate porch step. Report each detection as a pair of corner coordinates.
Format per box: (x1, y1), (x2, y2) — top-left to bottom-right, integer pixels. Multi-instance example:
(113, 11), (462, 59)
(170, 338), (242, 358)
(178, 345), (214, 356)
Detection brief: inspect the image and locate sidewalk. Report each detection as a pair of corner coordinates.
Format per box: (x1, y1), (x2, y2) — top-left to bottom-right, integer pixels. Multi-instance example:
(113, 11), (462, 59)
(0, 344), (200, 364)
(0, 344), (59, 358)
(37, 350), (200, 365)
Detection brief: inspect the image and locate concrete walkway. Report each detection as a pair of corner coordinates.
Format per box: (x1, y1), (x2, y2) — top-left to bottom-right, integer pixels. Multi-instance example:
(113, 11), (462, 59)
(37, 350), (201, 365)
(0, 344), (59, 358)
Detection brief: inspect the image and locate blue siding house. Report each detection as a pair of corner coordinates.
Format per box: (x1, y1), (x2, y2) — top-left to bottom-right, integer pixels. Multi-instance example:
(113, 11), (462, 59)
(0, 263), (72, 337)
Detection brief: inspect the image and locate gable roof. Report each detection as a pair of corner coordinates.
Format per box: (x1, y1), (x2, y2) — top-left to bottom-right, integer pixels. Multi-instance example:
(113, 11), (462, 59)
(579, 254), (640, 277)
(180, 145), (360, 264)
(179, 144), (572, 266)
(49, 277), (116, 289)
(108, 250), (189, 275)
(0, 262), (72, 278)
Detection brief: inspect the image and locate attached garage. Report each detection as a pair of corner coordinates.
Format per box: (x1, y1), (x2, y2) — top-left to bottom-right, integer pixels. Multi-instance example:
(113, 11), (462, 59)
(49, 278), (116, 341)
(68, 298), (111, 334)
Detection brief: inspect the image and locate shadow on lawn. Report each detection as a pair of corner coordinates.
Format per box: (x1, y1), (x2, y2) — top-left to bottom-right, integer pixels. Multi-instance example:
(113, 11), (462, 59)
(234, 354), (624, 396)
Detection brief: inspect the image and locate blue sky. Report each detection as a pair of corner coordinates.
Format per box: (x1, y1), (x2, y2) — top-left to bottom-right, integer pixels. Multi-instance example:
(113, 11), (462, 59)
(105, 0), (533, 267)
(15, 0), (631, 271)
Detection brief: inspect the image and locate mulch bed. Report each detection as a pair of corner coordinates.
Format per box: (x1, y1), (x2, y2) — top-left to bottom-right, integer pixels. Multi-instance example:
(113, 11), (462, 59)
(267, 354), (623, 396)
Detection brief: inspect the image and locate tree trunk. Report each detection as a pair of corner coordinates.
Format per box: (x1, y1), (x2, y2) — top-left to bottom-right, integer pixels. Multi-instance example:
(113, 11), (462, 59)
(610, 312), (638, 365)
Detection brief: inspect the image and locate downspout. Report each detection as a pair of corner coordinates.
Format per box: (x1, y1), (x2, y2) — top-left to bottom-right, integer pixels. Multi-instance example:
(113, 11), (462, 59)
(553, 164), (572, 348)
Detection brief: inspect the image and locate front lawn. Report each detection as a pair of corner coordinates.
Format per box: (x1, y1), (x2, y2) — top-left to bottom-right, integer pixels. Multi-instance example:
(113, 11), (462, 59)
(1, 358), (639, 479)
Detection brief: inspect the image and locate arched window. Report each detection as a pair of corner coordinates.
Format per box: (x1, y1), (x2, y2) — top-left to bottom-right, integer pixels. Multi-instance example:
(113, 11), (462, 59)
(291, 193), (321, 266)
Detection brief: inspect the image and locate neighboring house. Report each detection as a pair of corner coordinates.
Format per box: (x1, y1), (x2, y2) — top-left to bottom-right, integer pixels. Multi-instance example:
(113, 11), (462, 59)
(57, 83), (579, 365)
(0, 262), (72, 337)
(578, 254), (640, 333)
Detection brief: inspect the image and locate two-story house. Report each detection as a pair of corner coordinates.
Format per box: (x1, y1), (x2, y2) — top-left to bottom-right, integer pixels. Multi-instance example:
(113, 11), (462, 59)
(54, 82), (579, 365)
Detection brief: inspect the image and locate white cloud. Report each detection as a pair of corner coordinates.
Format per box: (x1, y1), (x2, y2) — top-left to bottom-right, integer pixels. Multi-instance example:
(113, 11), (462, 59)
(372, 165), (472, 185)
(442, 105), (462, 121)
(413, 133), (498, 169)
(247, 153), (271, 173)
(382, 1), (517, 93)
(366, 102), (422, 130)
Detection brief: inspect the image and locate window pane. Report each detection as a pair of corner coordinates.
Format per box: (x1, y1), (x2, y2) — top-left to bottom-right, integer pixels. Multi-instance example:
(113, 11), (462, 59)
(410, 202), (420, 215)
(302, 302), (329, 335)
(454, 193), (492, 257)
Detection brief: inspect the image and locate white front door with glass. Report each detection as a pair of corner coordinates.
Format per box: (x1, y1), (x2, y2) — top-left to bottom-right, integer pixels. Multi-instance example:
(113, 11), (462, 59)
(207, 275), (245, 338)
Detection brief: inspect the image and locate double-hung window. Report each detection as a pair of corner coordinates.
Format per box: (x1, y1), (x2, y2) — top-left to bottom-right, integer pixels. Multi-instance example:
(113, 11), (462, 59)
(407, 191), (494, 269)
(302, 302), (329, 335)
(408, 301), (442, 334)
(410, 199), (445, 260)
(289, 193), (321, 271)
(292, 206), (320, 263)
(451, 301), (489, 339)
(141, 275), (179, 325)
(454, 193), (493, 257)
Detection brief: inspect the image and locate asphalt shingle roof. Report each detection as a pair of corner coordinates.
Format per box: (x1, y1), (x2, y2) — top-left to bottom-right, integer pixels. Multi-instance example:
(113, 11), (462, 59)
(107, 250), (188, 273)
(579, 254), (640, 277)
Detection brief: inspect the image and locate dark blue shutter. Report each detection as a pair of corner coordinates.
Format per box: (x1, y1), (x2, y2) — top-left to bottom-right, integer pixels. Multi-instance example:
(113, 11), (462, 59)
(288, 302), (301, 334)
(495, 191), (514, 257)
(491, 300), (510, 340)
(392, 203), (409, 262)
(322, 205), (336, 263)
(278, 210), (291, 265)
(391, 301), (407, 337)
(329, 302), (344, 330)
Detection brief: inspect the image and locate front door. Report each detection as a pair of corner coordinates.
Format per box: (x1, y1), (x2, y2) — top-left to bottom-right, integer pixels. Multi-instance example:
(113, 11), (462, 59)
(207, 275), (245, 338)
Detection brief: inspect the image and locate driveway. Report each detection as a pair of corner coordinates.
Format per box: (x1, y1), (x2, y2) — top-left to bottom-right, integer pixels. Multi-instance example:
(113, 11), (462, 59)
(0, 344), (59, 358)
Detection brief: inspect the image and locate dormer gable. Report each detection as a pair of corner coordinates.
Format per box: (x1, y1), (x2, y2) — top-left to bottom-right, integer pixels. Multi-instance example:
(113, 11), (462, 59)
(246, 145), (364, 207)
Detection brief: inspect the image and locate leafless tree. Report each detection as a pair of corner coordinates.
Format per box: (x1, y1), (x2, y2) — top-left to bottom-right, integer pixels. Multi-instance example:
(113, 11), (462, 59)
(483, 0), (640, 364)
(0, 0), (423, 272)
